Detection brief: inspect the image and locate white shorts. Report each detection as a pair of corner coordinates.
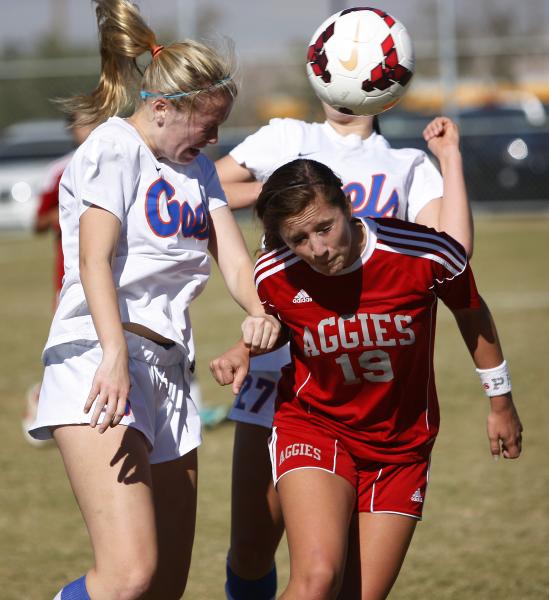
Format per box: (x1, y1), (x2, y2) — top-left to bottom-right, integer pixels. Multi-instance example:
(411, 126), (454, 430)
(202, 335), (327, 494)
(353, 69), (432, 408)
(29, 331), (202, 464)
(227, 345), (289, 429)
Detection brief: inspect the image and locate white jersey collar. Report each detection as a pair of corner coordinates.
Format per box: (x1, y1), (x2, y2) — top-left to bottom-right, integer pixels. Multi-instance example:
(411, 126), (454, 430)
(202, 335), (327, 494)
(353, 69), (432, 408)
(321, 120), (378, 150)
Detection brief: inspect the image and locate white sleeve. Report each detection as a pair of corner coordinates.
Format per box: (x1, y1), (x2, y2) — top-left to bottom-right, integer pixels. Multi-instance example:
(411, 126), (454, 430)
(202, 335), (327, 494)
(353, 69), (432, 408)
(200, 155), (228, 212)
(406, 153), (444, 223)
(75, 135), (133, 222)
(229, 118), (296, 182)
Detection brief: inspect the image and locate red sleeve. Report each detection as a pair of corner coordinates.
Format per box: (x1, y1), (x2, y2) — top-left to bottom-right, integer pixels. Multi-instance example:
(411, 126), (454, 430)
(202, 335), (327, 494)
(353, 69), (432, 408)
(435, 262), (481, 310)
(254, 250), (277, 310)
(256, 278), (279, 318)
(36, 173), (62, 217)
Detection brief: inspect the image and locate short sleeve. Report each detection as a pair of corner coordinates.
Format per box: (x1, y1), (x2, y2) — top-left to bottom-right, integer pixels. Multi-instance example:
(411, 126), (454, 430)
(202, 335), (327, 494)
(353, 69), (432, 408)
(254, 251), (284, 318)
(74, 135), (133, 222)
(199, 155), (228, 212)
(257, 281), (278, 319)
(406, 153), (444, 223)
(229, 119), (292, 181)
(433, 241), (481, 311)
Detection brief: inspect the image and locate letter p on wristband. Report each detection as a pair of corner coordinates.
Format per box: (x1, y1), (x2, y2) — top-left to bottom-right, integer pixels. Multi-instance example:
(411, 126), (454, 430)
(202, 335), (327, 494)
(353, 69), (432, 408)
(476, 360), (512, 396)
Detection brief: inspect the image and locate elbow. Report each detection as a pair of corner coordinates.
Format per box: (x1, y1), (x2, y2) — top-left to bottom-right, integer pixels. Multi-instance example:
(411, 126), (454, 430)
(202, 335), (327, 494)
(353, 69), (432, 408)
(79, 252), (108, 277)
(79, 253), (89, 277)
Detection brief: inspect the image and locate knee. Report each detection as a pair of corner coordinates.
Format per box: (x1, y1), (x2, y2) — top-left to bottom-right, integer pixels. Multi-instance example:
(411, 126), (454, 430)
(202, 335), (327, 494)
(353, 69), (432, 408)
(119, 571), (153, 600)
(290, 562), (342, 600)
(98, 561), (156, 600)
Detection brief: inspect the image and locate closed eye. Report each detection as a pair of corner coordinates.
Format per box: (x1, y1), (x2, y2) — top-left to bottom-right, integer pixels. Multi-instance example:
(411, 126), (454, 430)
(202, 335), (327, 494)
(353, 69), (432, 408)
(290, 235), (307, 246)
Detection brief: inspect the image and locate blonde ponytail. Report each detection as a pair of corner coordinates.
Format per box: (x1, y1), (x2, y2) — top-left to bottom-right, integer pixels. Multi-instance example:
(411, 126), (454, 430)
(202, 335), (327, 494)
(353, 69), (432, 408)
(59, 0), (236, 127)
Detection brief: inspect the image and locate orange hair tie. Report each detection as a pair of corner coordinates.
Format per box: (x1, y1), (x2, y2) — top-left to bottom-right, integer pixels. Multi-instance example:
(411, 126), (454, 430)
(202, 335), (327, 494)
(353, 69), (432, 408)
(151, 44), (164, 58)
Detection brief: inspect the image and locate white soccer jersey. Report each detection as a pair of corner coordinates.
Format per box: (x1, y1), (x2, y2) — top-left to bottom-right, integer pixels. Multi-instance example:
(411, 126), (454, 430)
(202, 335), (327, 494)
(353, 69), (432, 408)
(44, 116), (227, 366)
(230, 117), (443, 223)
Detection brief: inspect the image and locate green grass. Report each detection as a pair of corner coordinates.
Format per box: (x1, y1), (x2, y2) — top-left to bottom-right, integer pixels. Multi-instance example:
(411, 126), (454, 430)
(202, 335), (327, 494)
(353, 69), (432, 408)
(1, 213), (548, 599)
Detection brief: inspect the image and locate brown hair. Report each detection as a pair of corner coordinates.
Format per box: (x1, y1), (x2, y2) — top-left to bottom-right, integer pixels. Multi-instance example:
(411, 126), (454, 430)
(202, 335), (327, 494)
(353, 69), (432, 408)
(60, 0), (237, 126)
(255, 159), (349, 251)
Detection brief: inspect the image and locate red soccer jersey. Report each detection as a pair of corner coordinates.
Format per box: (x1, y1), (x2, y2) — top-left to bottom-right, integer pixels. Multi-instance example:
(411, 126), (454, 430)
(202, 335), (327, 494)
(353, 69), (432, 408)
(36, 152), (73, 297)
(254, 217), (481, 464)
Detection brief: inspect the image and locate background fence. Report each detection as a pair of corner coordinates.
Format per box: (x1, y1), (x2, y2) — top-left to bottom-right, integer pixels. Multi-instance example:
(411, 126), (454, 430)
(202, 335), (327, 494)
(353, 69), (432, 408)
(1, 0), (548, 231)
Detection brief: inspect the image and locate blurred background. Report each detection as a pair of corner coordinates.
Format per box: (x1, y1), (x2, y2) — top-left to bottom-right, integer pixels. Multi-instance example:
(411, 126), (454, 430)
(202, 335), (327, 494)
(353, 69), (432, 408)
(1, 0), (549, 230)
(1, 3), (548, 598)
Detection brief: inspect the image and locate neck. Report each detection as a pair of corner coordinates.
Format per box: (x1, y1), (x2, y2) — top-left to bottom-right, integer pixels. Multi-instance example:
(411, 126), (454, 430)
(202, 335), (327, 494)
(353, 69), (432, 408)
(346, 218), (367, 267)
(127, 112), (159, 157)
(326, 116), (374, 139)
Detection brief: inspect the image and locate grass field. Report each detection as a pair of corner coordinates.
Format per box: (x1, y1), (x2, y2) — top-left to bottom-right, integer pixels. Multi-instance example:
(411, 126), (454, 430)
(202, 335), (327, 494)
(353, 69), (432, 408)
(1, 212), (548, 599)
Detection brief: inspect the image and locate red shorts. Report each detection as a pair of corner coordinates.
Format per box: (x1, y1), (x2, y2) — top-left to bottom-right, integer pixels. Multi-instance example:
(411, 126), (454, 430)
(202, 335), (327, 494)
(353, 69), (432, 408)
(269, 425), (430, 519)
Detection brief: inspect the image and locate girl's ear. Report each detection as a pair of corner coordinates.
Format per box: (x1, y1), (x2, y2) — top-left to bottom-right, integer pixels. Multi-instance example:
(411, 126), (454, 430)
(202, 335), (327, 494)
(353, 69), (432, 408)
(151, 98), (169, 125)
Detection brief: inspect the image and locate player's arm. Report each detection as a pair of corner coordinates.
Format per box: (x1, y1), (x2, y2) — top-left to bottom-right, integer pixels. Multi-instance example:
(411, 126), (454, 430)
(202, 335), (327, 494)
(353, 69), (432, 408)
(215, 155), (263, 210)
(210, 322), (289, 394)
(208, 205), (280, 353)
(415, 117), (474, 258)
(79, 205), (130, 433)
(35, 180), (62, 234)
(451, 297), (522, 459)
(210, 338), (251, 394)
(35, 206), (60, 233)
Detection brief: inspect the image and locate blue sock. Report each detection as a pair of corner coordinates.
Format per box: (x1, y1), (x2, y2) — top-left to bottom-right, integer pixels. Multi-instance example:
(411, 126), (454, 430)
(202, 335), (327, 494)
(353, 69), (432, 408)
(225, 562), (277, 600)
(55, 576), (91, 600)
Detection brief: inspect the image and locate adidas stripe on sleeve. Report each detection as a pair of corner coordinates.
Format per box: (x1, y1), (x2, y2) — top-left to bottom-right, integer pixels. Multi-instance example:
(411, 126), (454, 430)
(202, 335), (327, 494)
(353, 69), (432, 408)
(374, 219), (480, 310)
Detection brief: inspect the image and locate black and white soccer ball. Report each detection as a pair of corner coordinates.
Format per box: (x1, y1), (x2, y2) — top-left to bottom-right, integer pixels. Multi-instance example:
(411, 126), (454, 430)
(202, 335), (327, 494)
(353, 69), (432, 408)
(306, 7), (415, 116)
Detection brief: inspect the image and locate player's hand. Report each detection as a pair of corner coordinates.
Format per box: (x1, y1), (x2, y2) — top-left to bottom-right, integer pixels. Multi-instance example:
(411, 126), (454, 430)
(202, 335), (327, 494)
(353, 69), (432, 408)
(209, 342), (250, 394)
(84, 346), (130, 433)
(486, 394), (523, 459)
(241, 314), (281, 354)
(423, 116), (460, 161)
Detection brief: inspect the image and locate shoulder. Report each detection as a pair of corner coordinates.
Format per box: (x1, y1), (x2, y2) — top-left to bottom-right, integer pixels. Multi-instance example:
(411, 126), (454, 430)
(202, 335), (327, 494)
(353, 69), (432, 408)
(230, 118), (318, 177)
(77, 119), (131, 157)
(372, 217), (467, 275)
(376, 136), (430, 164)
(241, 118), (314, 144)
(254, 246), (302, 288)
(266, 117), (314, 133)
(191, 152), (217, 176)
(86, 118), (143, 156)
(182, 154), (225, 193)
(89, 117), (134, 143)
(70, 118), (143, 176)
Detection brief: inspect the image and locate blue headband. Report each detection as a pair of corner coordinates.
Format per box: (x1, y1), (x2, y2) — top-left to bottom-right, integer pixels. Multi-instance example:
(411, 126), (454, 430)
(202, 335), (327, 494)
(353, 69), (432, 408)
(140, 77), (232, 100)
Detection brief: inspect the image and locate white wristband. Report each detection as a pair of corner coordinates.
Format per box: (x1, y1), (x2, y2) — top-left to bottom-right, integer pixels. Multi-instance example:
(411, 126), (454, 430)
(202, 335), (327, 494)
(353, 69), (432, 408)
(476, 360), (512, 397)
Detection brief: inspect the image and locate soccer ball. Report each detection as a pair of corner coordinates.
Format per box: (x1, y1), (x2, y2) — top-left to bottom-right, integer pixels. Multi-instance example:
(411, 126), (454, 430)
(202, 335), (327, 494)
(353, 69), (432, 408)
(306, 7), (415, 116)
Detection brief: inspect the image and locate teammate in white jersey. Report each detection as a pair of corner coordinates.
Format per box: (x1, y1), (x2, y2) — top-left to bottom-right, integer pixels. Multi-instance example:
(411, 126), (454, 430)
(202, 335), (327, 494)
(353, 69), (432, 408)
(216, 102), (473, 599)
(27, 2), (278, 599)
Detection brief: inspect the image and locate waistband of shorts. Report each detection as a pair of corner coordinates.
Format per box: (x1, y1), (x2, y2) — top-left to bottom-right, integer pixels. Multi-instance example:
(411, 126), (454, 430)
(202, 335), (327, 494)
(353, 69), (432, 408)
(274, 406), (434, 465)
(118, 331), (183, 366)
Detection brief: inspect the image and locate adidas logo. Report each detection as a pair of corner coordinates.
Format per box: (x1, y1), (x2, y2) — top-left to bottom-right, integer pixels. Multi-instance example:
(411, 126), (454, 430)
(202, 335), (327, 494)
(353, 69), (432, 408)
(411, 488), (423, 503)
(292, 289), (312, 304)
